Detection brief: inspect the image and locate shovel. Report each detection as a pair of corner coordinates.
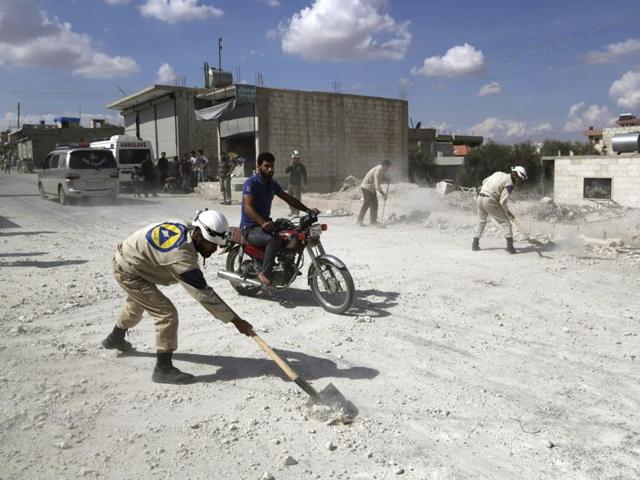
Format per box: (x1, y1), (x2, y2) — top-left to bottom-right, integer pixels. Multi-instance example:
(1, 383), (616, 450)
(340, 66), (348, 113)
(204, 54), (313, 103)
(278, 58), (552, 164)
(511, 216), (549, 248)
(251, 331), (357, 422)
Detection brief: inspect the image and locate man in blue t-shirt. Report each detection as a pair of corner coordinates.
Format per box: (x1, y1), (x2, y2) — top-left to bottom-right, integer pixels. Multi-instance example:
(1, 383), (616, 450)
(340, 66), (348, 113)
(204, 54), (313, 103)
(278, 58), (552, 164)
(241, 152), (319, 288)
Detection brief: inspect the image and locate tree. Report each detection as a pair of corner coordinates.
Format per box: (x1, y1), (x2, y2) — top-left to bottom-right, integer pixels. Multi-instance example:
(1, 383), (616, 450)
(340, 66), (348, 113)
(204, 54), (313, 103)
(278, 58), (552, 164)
(461, 141), (542, 187)
(408, 147), (436, 184)
(541, 139), (599, 156)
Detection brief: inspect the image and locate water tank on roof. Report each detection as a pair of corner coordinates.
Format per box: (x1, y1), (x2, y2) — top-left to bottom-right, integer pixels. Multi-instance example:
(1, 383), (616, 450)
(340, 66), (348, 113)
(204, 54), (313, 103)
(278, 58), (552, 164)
(612, 132), (640, 153)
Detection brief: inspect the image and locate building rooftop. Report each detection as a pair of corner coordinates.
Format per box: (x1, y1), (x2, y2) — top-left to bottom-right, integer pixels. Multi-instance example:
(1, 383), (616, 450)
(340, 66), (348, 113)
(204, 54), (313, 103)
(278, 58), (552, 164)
(107, 85), (208, 111)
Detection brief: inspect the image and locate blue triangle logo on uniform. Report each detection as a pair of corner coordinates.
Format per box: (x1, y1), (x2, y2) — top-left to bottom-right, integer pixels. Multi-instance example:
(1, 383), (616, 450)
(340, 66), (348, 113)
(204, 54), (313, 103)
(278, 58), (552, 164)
(159, 226), (178, 245)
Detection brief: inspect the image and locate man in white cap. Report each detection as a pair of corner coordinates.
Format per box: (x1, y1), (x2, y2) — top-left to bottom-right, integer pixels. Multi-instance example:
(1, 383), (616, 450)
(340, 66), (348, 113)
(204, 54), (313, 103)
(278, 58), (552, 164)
(101, 209), (253, 384)
(473, 166), (527, 254)
(284, 150), (307, 215)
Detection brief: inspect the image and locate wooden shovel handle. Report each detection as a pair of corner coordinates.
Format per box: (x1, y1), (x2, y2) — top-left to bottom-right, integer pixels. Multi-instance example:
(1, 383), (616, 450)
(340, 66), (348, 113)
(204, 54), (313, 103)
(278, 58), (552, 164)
(251, 332), (300, 382)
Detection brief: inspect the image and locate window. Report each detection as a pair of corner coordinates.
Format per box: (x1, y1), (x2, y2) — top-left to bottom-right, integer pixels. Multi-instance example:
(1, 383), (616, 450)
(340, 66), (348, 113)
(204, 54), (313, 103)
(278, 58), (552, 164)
(583, 178), (612, 200)
(50, 154), (59, 169)
(69, 150), (117, 169)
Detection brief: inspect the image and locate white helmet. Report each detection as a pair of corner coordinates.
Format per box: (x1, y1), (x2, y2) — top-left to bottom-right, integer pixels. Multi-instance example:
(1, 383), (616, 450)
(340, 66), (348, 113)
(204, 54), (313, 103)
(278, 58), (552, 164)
(193, 209), (229, 246)
(511, 166), (528, 180)
(291, 150), (300, 158)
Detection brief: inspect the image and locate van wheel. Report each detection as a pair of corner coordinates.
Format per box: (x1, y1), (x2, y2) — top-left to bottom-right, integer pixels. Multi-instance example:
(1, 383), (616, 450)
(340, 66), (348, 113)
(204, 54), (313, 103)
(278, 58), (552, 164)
(58, 186), (68, 205)
(38, 183), (45, 199)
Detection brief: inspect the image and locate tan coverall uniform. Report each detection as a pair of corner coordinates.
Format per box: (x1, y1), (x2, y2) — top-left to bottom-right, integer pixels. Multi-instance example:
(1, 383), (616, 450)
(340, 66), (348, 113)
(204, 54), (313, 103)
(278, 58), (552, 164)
(358, 165), (385, 224)
(113, 220), (236, 352)
(476, 172), (514, 239)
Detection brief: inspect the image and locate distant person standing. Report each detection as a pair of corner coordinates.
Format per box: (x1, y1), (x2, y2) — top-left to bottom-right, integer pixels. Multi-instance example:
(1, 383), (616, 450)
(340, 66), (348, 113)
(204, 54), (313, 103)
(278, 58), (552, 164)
(357, 160), (391, 226)
(189, 150), (198, 188)
(285, 150), (307, 215)
(157, 152), (169, 190)
(196, 149), (209, 183)
(179, 153), (193, 193)
(218, 152), (235, 205)
(140, 153), (157, 197)
(4, 154), (12, 174)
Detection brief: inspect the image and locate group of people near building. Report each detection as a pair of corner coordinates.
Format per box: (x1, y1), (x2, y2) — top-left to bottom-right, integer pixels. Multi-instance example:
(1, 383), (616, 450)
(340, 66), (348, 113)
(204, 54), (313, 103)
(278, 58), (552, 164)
(134, 149), (210, 196)
(0, 153), (24, 174)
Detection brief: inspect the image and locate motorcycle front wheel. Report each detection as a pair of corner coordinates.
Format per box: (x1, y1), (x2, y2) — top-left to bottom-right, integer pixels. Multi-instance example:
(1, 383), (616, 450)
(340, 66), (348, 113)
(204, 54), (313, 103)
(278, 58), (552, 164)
(308, 258), (355, 314)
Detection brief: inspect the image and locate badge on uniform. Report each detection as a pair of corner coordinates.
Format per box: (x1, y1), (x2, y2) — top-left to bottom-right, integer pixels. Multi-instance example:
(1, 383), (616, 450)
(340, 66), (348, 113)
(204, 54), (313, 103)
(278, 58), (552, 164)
(146, 222), (187, 252)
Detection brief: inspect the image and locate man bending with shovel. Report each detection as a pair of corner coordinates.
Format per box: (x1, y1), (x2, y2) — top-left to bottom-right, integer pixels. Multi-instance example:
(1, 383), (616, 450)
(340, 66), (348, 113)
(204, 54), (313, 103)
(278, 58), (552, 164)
(101, 209), (253, 384)
(473, 166), (527, 254)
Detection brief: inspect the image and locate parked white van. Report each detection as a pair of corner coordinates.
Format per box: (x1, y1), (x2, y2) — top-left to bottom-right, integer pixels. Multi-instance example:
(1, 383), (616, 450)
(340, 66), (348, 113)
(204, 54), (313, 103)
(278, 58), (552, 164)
(38, 147), (119, 205)
(90, 135), (154, 190)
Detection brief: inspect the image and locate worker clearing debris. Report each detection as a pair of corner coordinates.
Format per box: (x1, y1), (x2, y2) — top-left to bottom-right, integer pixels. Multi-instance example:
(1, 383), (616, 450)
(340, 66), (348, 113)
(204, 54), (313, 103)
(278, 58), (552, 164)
(472, 166), (527, 254)
(101, 209), (254, 384)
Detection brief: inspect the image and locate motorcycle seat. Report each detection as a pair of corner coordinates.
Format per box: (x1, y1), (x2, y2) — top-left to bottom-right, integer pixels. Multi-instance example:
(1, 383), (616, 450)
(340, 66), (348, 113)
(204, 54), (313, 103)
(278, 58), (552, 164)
(228, 226), (246, 245)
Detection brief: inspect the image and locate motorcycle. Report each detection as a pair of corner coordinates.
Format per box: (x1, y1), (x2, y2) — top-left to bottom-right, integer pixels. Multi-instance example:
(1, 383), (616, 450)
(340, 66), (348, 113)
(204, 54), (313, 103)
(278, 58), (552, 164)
(217, 212), (355, 314)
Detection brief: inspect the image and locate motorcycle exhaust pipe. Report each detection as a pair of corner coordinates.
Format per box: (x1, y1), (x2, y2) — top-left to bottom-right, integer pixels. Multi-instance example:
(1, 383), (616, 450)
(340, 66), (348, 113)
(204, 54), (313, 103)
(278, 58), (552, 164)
(217, 270), (263, 288)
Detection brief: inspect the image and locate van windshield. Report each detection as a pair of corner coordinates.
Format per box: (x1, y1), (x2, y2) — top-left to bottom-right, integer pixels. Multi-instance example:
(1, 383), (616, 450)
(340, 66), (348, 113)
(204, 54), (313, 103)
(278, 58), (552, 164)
(69, 150), (117, 169)
(119, 149), (151, 165)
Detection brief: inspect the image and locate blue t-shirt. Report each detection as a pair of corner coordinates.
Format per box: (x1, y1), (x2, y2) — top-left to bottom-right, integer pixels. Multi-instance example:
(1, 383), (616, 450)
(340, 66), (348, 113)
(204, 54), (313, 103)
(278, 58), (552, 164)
(240, 174), (283, 229)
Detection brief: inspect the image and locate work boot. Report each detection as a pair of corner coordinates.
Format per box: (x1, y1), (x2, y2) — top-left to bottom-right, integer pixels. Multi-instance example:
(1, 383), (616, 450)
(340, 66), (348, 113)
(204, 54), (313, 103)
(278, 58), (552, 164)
(506, 237), (517, 254)
(152, 352), (195, 385)
(101, 325), (132, 352)
(472, 237), (480, 251)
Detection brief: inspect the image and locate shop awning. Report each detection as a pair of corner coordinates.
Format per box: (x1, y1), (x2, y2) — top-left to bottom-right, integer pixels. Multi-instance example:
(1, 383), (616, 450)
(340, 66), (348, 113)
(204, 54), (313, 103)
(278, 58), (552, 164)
(195, 100), (233, 121)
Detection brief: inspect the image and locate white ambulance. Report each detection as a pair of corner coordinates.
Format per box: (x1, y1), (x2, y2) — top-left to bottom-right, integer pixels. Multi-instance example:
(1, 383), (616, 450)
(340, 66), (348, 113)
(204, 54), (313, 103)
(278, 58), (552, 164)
(90, 135), (154, 191)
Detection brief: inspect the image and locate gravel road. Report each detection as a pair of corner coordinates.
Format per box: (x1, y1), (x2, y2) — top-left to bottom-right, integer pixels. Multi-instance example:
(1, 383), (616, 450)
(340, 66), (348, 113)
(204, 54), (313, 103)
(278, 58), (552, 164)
(1, 173), (639, 479)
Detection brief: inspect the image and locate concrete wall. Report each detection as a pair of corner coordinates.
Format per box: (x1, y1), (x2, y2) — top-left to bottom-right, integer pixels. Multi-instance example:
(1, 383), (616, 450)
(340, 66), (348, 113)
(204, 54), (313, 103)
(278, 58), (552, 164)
(175, 90), (218, 165)
(258, 88), (407, 192)
(553, 155), (640, 207)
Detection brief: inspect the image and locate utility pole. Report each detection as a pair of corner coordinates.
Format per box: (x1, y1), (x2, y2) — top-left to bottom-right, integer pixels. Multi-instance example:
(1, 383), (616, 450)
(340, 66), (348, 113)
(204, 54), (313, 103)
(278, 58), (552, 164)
(17, 102), (21, 129)
(218, 37), (223, 72)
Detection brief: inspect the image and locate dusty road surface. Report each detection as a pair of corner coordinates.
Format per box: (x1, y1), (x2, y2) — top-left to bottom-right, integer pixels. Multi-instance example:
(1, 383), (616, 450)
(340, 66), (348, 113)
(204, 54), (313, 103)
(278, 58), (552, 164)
(1, 173), (639, 480)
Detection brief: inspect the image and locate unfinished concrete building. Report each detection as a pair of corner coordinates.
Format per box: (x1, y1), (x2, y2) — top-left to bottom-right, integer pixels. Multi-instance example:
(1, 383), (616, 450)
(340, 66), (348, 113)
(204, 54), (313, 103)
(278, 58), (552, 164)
(196, 84), (408, 192)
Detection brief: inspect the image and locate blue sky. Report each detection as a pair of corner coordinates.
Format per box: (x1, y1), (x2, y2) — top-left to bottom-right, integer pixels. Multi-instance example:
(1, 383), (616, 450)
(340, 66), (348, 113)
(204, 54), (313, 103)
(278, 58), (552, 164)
(1, 0), (640, 142)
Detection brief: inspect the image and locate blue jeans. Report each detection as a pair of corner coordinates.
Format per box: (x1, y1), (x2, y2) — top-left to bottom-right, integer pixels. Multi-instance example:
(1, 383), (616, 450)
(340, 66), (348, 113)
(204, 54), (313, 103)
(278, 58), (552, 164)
(245, 226), (279, 277)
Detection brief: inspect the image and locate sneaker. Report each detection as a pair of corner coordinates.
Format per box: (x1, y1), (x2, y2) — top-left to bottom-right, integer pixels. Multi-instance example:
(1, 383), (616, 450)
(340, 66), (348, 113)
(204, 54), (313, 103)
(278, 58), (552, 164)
(101, 334), (132, 352)
(151, 366), (195, 385)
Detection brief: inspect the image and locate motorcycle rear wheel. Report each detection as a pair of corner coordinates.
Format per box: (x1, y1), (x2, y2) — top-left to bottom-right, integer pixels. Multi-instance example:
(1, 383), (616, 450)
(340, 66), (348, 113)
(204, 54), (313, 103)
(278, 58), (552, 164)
(308, 258), (354, 314)
(226, 246), (261, 296)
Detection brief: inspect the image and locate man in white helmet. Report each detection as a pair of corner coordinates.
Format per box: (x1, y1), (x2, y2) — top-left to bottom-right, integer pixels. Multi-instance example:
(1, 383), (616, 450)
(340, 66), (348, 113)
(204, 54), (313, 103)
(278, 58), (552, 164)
(473, 166), (527, 254)
(101, 209), (253, 384)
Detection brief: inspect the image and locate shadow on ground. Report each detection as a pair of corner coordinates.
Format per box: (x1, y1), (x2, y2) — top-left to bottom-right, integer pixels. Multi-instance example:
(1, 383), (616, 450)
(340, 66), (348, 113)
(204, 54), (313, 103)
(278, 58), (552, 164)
(124, 349), (379, 384)
(250, 287), (399, 318)
(0, 252), (48, 257)
(0, 259), (88, 268)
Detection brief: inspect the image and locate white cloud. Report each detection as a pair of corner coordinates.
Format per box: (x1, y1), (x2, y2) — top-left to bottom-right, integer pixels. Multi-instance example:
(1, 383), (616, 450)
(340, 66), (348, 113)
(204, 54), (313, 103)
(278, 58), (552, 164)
(104, 0), (130, 5)
(412, 43), (484, 77)
(471, 117), (552, 141)
(563, 102), (614, 132)
(139, 0), (223, 24)
(0, 111), (123, 132)
(0, 0), (138, 78)
(478, 81), (502, 97)
(279, 0), (411, 61)
(260, 0), (280, 6)
(585, 38), (640, 64)
(156, 62), (178, 84)
(609, 70), (640, 110)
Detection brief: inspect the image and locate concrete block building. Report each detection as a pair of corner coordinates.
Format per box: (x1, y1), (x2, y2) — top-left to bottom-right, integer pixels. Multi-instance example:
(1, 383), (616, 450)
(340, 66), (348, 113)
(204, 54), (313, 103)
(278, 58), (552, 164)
(197, 84), (408, 192)
(541, 154), (640, 208)
(107, 85), (215, 163)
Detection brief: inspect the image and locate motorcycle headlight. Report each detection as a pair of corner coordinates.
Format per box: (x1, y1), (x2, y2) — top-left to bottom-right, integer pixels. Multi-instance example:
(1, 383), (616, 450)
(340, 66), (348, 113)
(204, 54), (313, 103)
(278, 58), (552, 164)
(309, 224), (323, 239)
